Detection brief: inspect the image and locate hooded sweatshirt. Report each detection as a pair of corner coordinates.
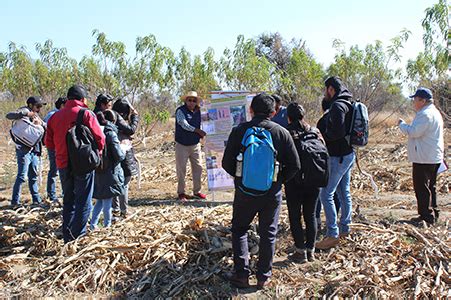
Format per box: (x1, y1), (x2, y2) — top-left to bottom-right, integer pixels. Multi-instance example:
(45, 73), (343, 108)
(317, 80), (354, 157)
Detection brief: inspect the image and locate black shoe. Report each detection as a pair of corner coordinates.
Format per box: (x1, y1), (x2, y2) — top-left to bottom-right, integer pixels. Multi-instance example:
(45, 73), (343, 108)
(224, 272), (250, 289)
(409, 216), (434, 226)
(306, 249), (315, 262)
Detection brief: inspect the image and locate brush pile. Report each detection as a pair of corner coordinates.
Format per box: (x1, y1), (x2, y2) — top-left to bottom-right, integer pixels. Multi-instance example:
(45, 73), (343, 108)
(0, 204), (449, 298)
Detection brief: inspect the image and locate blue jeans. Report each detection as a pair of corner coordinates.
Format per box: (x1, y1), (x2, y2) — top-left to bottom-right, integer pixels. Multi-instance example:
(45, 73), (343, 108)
(232, 189), (282, 281)
(46, 149), (60, 202)
(319, 152), (355, 238)
(90, 198), (113, 229)
(59, 168), (95, 243)
(12, 149), (41, 205)
(316, 193), (341, 219)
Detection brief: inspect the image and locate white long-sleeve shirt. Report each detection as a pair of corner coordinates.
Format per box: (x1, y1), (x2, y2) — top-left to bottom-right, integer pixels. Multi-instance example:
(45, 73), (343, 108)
(176, 109), (196, 132)
(399, 103), (444, 164)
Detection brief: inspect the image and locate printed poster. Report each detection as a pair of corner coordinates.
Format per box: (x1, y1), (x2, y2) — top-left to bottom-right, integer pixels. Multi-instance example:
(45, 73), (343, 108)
(202, 92), (255, 191)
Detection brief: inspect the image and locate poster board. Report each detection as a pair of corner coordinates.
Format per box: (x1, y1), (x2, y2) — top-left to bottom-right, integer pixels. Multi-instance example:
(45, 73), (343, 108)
(202, 91), (255, 191)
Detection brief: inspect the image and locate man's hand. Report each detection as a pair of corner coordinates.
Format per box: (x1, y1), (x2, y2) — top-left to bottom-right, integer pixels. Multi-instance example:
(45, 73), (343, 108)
(32, 117), (43, 126)
(27, 111), (36, 118)
(131, 107), (138, 115)
(195, 128), (207, 138)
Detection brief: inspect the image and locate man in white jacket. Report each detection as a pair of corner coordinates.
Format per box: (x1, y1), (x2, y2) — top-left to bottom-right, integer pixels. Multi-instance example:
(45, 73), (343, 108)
(399, 87), (444, 224)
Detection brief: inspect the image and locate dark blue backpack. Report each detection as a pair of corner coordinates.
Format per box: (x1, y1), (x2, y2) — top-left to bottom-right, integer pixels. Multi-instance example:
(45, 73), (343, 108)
(239, 127), (277, 196)
(338, 100), (369, 147)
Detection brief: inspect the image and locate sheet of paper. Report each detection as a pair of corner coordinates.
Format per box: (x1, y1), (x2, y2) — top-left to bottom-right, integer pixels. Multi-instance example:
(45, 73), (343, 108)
(437, 160), (448, 174)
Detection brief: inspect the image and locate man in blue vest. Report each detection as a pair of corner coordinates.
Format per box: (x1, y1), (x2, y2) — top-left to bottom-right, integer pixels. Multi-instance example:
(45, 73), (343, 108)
(175, 91), (207, 201)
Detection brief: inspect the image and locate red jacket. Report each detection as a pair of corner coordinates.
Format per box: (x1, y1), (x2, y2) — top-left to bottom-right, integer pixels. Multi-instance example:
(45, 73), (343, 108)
(46, 100), (105, 169)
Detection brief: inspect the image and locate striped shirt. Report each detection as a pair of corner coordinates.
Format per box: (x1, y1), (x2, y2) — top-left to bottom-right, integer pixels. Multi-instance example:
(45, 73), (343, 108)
(176, 109), (196, 132)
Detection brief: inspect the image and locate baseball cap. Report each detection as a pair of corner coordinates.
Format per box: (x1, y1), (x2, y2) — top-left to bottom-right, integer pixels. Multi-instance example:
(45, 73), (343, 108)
(409, 87), (432, 100)
(26, 96), (46, 106)
(67, 84), (88, 100)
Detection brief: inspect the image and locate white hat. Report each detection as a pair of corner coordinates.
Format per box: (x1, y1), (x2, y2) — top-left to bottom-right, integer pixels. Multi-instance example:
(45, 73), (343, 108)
(181, 91), (201, 101)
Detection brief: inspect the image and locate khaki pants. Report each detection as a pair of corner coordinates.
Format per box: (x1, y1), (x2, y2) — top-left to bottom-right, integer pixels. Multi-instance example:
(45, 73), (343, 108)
(176, 142), (203, 195)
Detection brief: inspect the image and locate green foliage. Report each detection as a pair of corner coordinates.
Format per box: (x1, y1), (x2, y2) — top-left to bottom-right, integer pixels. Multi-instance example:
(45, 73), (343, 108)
(1, 42), (37, 100)
(143, 108), (170, 126)
(219, 35), (273, 92)
(176, 47), (219, 98)
(406, 0), (448, 87)
(327, 30), (409, 113)
(0, 7), (444, 117)
(283, 46), (325, 105)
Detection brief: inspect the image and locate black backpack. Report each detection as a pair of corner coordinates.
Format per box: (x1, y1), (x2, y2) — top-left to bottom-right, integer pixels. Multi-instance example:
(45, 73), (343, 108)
(337, 99), (369, 147)
(66, 109), (101, 175)
(96, 127), (113, 173)
(291, 128), (329, 187)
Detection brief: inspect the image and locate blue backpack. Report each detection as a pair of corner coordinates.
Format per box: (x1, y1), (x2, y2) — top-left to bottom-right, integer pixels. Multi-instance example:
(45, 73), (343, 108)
(239, 126), (277, 196)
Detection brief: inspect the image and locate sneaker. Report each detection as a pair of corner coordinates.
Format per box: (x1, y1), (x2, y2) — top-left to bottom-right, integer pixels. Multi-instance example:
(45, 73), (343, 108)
(193, 192), (207, 200)
(112, 209), (121, 217)
(306, 249), (315, 262)
(288, 249), (307, 263)
(257, 278), (271, 290)
(120, 211), (128, 218)
(225, 272), (250, 289)
(315, 236), (339, 250)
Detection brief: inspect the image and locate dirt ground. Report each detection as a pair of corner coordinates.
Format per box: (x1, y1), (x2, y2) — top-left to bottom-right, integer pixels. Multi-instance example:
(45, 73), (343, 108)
(0, 119), (449, 298)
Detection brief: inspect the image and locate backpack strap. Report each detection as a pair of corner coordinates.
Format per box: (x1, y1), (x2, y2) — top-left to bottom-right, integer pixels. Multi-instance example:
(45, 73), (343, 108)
(76, 109), (86, 126)
(335, 99), (355, 145)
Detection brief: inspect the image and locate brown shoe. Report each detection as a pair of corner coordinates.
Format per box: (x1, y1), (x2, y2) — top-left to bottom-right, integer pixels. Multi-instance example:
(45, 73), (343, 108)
(225, 272), (250, 289)
(288, 249), (307, 263)
(339, 232), (349, 239)
(257, 278), (271, 290)
(315, 236), (339, 250)
(178, 194), (191, 201)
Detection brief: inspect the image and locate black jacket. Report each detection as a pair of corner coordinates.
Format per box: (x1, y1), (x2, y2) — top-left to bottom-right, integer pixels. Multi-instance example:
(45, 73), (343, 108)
(94, 123), (126, 199)
(317, 87), (354, 157)
(94, 106), (139, 177)
(222, 116), (301, 196)
(117, 114), (139, 177)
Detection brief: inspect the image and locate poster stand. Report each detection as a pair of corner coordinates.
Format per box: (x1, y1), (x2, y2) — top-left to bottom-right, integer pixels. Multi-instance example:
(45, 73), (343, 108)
(202, 91), (255, 196)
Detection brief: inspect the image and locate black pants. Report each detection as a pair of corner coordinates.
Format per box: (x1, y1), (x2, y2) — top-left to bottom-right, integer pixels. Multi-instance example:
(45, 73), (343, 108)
(231, 189), (282, 281)
(285, 182), (319, 250)
(412, 163), (440, 223)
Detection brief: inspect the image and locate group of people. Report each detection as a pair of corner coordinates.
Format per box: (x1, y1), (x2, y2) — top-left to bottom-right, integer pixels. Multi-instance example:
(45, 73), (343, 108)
(7, 85), (139, 243)
(5, 77), (444, 288)
(220, 77), (444, 289)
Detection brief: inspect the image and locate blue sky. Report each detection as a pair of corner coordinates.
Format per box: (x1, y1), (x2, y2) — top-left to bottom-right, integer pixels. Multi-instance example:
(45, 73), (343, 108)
(0, 0), (436, 69)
